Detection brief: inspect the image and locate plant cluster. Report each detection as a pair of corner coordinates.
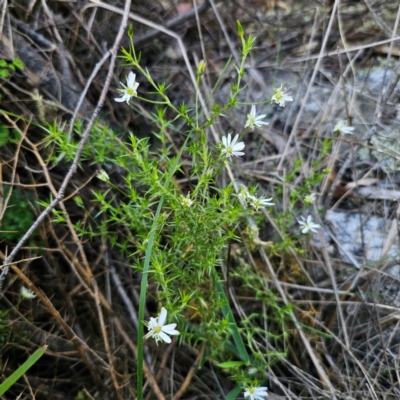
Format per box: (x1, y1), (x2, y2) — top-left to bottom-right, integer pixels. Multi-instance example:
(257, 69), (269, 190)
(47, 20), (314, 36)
(2, 18), (354, 400)
(44, 21), (301, 398)
(0, 58), (23, 79)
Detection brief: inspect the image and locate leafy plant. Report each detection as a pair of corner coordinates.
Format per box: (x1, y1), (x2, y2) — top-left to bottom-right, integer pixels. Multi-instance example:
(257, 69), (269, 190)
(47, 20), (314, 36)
(0, 124), (21, 147)
(0, 58), (24, 79)
(0, 187), (36, 242)
(43, 19), (329, 400)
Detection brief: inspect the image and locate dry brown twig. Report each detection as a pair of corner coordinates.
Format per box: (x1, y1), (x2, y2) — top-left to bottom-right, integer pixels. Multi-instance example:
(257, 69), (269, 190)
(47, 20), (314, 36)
(5, 255), (108, 390)
(0, 0), (132, 288)
(324, 5), (400, 209)
(113, 317), (166, 400)
(277, 0), (340, 172)
(0, 117), (26, 222)
(172, 342), (206, 400)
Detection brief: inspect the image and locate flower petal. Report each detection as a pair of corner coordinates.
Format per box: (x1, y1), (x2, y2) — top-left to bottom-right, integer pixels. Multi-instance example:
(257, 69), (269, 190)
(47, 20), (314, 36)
(159, 331), (172, 343)
(165, 329), (179, 336)
(162, 323), (177, 332)
(158, 307), (167, 326)
(147, 317), (158, 329)
(234, 142), (245, 151)
(231, 133), (239, 146)
(127, 71), (136, 87)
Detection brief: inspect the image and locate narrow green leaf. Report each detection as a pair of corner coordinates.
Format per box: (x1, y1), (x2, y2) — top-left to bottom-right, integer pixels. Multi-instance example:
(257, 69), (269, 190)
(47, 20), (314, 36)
(218, 361), (246, 369)
(215, 277), (250, 363)
(136, 134), (191, 400)
(225, 385), (242, 400)
(0, 345), (47, 395)
(128, 24), (133, 38)
(236, 20), (243, 37)
(8, 129), (22, 144)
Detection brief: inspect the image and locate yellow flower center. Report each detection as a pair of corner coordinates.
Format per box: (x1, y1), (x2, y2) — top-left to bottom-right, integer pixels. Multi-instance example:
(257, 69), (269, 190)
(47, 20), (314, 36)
(154, 326), (162, 333)
(127, 88), (135, 95)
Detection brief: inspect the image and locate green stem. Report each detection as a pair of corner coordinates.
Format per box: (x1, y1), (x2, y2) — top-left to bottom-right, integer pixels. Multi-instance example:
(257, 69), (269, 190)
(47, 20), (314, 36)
(136, 134), (191, 400)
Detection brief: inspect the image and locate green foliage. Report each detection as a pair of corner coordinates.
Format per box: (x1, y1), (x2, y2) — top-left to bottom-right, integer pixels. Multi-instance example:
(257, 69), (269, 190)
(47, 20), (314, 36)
(0, 124), (21, 147)
(0, 345), (46, 395)
(0, 58), (24, 79)
(45, 20), (329, 397)
(0, 187), (36, 242)
(44, 120), (122, 165)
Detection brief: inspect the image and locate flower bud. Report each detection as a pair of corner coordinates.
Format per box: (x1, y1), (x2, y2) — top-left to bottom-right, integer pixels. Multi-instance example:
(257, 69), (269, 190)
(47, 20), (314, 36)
(237, 20), (244, 37)
(197, 60), (206, 76)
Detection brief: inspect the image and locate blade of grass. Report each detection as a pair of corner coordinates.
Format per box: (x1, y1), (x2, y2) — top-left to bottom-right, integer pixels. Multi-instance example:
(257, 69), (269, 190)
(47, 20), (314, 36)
(0, 345), (47, 395)
(136, 134), (191, 400)
(225, 385), (242, 400)
(215, 275), (250, 363)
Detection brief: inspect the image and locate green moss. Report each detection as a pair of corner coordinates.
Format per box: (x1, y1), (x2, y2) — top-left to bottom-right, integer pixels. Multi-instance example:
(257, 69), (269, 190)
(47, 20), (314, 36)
(0, 187), (36, 242)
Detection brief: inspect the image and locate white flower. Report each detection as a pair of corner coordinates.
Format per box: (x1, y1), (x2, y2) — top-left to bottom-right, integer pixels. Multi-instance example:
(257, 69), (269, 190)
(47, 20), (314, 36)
(180, 193), (193, 207)
(96, 169), (109, 182)
(144, 307), (179, 345)
(21, 287), (36, 300)
(334, 120), (354, 134)
(244, 386), (269, 400)
(245, 105), (269, 129)
(248, 194), (274, 211)
(304, 193), (317, 204)
(271, 84), (293, 107)
(221, 133), (245, 158)
(115, 71), (139, 103)
(298, 215), (320, 234)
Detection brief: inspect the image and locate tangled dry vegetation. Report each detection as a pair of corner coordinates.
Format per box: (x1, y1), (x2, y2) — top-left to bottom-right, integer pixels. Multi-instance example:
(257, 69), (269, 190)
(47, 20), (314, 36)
(2, 0), (400, 399)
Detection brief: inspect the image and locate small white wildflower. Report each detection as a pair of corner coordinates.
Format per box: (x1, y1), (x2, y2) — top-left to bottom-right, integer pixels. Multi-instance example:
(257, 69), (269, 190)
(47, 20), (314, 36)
(304, 193), (317, 204)
(180, 193), (193, 207)
(248, 194), (274, 211)
(244, 385), (269, 400)
(115, 71), (139, 103)
(334, 120), (354, 135)
(271, 84), (293, 107)
(144, 307), (179, 345)
(21, 287), (36, 300)
(245, 105), (269, 129)
(221, 133), (245, 158)
(96, 169), (109, 182)
(298, 215), (320, 234)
